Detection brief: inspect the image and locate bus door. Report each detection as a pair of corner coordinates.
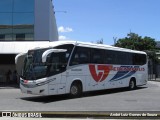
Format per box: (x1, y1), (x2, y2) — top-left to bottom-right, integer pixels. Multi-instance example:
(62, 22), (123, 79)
(68, 46), (91, 92)
(66, 66), (85, 92)
(42, 49), (67, 95)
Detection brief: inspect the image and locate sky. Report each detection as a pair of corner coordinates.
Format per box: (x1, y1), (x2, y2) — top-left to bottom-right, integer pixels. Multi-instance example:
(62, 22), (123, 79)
(53, 0), (160, 45)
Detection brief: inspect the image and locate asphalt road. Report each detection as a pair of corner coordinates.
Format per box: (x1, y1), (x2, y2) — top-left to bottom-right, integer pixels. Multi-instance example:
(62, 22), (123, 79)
(0, 81), (160, 111)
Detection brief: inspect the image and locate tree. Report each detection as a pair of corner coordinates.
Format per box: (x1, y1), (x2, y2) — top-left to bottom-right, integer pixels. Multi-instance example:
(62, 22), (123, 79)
(115, 32), (157, 51)
(97, 38), (103, 44)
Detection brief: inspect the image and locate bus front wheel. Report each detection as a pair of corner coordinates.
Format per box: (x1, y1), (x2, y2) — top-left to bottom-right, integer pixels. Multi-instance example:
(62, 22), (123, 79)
(70, 82), (82, 97)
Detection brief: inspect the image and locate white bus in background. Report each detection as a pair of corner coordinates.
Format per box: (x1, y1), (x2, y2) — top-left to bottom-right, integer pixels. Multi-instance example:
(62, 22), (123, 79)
(15, 41), (148, 97)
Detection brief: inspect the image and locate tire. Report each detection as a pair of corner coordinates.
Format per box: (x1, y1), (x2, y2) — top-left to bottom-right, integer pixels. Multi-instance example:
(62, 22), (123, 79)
(70, 83), (82, 97)
(129, 79), (136, 90)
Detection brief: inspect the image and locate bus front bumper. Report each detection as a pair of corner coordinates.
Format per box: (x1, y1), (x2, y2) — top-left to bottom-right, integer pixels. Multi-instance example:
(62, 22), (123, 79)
(20, 83), (49, 95)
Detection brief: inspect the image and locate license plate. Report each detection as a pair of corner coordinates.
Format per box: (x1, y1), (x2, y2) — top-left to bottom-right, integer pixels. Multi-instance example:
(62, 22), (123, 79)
(27, 90), (32, 94)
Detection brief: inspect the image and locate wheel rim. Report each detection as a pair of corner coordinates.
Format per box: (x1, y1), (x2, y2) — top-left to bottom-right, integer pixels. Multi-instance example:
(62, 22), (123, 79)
(130, 81), (135, 89)
(71, 85), (78, 95)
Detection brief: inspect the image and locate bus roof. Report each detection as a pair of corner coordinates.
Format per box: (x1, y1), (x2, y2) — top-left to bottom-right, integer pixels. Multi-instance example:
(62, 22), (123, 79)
(30, 41), (146, 55)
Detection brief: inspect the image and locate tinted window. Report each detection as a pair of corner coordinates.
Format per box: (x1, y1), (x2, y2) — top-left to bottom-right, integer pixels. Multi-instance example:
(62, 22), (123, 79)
(0, 0), (34, 41)
(55, 44), (74, 62)
(105, 50), (134, 65)
(104, 50), (117, 64)
(12, 13), (34, 40)
(16, 34), (25, 41)
(133, 53), (146, 65)
(13, 0), (34, 12)
(46, 44), (74, 76)
(0, 0), (13, 12)
(70, 46), (90, 66)
(91, 48), (104, 64)
(0, 34), (5, 40)
(13, 13), (34, 25)
(124, 52), (133, 65)
(47, 52), (67, 76)
(70, 46), (147, 66)
(0, 13), (12, 25)
(116, 51), (132, 65)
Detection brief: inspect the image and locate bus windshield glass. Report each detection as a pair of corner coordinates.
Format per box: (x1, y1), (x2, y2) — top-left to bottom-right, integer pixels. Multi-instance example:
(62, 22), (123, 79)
(22, 44), (74, 80)
(22, 48), (48, 80)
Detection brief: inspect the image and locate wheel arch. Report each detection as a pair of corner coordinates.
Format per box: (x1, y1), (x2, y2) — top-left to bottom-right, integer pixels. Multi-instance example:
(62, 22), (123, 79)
(69, 79), (83, 97)
(71, 79), (83, 92)
(130, 77), (136, 85)
(129, 77), (137, 90)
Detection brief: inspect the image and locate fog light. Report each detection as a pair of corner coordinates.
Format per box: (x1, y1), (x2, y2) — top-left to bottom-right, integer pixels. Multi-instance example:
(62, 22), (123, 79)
(40, 89), (44, 93)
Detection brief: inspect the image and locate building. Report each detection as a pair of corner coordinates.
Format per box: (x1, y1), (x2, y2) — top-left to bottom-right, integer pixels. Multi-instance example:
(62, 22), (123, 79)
(0, 0), (58, 84)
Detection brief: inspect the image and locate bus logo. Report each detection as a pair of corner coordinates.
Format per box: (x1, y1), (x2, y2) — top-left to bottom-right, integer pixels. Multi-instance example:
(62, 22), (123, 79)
(89, 64), (112, 82)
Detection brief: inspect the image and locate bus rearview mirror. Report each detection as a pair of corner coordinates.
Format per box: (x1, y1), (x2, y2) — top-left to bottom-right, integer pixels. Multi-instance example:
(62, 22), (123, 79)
(42, 49), (67, 63)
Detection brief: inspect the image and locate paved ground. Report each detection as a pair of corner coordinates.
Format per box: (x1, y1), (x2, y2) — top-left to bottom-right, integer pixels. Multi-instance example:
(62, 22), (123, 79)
(0, 81), (160, 111)
(0, 81), (160, 119)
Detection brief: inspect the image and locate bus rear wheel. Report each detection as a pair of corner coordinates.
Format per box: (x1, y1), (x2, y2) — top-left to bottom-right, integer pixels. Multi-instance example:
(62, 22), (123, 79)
(70, 82), (82, 97)
(129, 79), (136, 90)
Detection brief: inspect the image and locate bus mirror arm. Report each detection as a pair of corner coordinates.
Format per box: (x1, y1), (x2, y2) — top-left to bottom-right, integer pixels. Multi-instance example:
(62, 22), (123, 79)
(15, 53), (27, 64)
(15, 53), (27, 76)
(42, 49), (67, 63)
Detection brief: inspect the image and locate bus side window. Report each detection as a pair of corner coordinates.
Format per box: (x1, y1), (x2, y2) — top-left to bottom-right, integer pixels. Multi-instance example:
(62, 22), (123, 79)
(70, 46), (90, 66)
(72, 54), (79, 65)
(104, 50), (116, 64)
(133, 53), (146, 65)
(91, 48), (104, 64)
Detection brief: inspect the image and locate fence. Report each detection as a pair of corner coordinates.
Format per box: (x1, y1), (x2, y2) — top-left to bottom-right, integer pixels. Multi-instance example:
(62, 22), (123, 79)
(148, 58), (160, 81)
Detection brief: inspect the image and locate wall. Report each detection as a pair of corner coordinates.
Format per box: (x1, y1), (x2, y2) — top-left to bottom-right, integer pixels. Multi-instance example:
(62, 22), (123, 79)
(34, 0), (58, 41)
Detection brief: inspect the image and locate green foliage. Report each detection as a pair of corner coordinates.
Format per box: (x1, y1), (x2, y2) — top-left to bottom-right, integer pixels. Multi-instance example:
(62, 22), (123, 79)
(97, 39), (103, 44)
(115, 32), (157, 51)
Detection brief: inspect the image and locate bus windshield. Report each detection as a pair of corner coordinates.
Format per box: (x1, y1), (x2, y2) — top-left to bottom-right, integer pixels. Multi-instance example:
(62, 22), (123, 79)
(22, 49), (48, 80)
(22, 48), (69, 80)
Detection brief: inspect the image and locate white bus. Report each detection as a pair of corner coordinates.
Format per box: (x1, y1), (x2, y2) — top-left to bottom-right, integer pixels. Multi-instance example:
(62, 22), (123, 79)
(15, 41), (148, 97)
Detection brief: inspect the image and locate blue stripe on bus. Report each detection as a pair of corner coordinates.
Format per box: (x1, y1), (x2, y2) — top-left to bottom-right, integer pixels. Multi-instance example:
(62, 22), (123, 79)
(110, 66), (132, 81)
(110, 66), (139, 81)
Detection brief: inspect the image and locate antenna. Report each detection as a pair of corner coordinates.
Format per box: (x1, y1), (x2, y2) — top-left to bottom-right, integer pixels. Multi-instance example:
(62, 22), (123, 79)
(54, 11), (67, 14)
